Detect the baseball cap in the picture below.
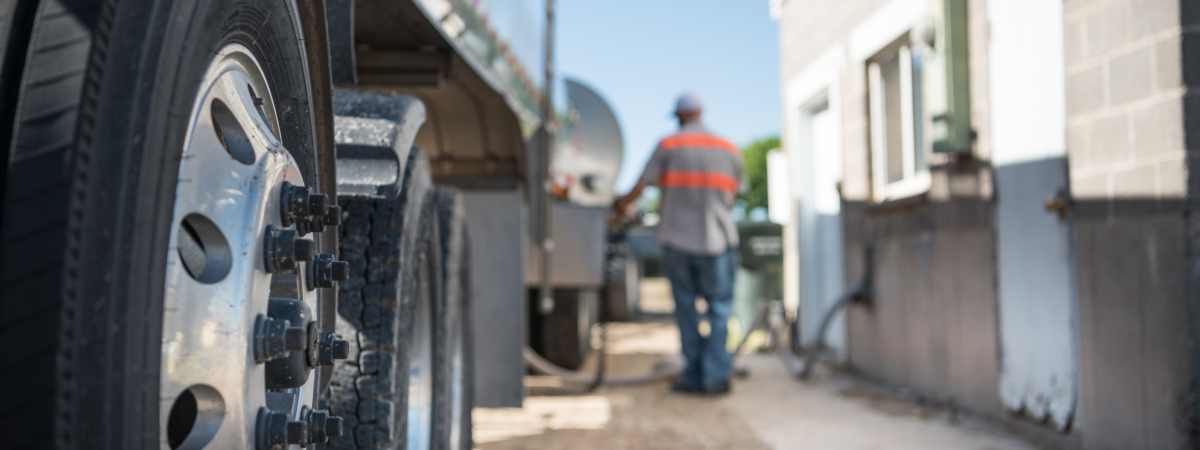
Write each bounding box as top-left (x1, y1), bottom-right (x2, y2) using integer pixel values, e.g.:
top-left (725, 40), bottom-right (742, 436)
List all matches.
top-left (674, 92), bottom-right (703, 114)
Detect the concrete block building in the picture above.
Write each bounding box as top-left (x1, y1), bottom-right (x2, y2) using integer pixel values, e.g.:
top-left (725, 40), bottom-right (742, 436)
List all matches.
top-left (772, 0), bottom-right (1198, 446)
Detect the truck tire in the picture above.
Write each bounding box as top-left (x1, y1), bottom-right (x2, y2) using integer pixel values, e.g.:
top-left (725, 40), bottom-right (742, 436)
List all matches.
top-left (604, 243), bottom-right (642, 322)
top-left (431, 186), bottom-right (474, 450)
top-left (530, 289), bottom-right (598, 370)
top-left (323, 147), bottom-right (440, 450)
top-left (0, 1), bottom-right (331, 449)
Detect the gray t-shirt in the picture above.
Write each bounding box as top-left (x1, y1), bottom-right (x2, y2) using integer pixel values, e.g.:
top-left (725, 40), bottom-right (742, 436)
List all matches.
top-left (639, 122), bottom-right (747, 256)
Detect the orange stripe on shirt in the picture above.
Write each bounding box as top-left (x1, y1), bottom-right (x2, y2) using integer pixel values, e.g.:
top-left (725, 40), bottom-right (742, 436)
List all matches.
top-left (659, 133), bottom-right (740, 154)
top-left (661, 170), bottom-right (739, 193)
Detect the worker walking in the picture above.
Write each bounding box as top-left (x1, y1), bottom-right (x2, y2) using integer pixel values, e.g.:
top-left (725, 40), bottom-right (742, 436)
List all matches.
top-left (613, 92), bottom-right (746, 395)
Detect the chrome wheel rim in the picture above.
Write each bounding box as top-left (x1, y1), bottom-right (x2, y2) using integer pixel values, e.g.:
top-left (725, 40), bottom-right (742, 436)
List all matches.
top-left (448, 318), bottom-right (465, 450)
top-left (408, 251), bottom-right (435, 450)
top-left (159, 43), bottom-right (316, 450)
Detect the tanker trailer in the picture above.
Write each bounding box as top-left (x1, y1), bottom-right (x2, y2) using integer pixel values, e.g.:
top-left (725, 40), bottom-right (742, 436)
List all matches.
top-left (526, 78), bottom-right (641, 370)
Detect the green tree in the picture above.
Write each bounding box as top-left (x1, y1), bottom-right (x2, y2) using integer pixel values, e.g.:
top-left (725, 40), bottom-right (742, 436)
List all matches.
top-left (739, 136), bottom-right (779, 215)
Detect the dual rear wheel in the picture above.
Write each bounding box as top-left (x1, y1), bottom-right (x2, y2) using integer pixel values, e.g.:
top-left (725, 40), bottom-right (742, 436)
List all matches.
top-left (321, 151), bottom-right (474, 450)
top-left (0, 0), bottom-right (471, 449)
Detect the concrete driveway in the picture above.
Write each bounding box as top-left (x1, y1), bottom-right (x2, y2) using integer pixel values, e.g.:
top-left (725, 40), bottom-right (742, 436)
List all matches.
top-left (472, 319), bottom-right (1041, 450)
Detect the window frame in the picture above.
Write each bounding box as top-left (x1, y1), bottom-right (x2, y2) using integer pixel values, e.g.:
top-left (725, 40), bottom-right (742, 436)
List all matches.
top-left (868, 39), bottom-right (931, 203)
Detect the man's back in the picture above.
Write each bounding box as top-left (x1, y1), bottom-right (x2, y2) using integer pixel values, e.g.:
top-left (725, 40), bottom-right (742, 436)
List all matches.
top-left (611, 92), bottom-right (743, 394)
top-left (640, 121), bottom-right (745, 256)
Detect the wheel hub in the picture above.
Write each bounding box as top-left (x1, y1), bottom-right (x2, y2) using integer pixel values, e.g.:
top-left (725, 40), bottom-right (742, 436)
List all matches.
top-left (159, 43), bottom-right (348, 450)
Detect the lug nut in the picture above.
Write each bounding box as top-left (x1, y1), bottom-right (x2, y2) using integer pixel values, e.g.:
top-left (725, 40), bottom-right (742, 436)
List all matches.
top-left (286, 421), bottom-right (309, 445)
top-left (334, 340), bottom-right (350, 359)
top-left (308, 193), bottom-right (328, 216)
top-left (303, 407), bottom-right (344, 444)
top-left (306, 254), bottom-right (348, 290)
top-left (265, 226), bottom-right (315, 272)
top-left (256, 408), bottom-right (308, 450)
top-left (323, 205), bottom-right (342, 227)
top-left (293, 238), bottom-right (315, 262)
top-left (309, 215), bottom-right (326, 233)
top-left (279, 182), bottom-right (312, 227)
top-left (253, 315), bottom-right (307, 363)
top-left (331, 260), bottom-right (349, 281)
top-left (326, 415), bottom-right (344, 438)
top-left (317, 332), bottom-right (351, 366)
top-left (284, 326), bottom-right (307, 352)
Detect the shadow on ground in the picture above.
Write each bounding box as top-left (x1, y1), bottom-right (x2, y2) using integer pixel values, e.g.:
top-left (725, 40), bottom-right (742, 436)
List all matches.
top-left (472, 279), bottom-right (1043, 450)
top-left (474, 352), bottom-right (771, 450)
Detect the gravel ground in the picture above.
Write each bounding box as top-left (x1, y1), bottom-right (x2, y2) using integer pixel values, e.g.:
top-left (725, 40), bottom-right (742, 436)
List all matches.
top-left (472, 279), bottom-right (1043, 450)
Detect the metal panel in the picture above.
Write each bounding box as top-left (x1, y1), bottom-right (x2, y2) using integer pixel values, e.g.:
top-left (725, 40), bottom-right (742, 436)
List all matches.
top-left (794, 103), bottom-right (846, 361)
top-left (350, 0), bottom-right (532, 178)
top-left (988, 0), bottom-right (1075, 430)
top-left (463, 188), bottom-right (527, 407)
top-left (524, 202), bottom-right (607, 287)
top-left (558, 79), bottom-right (624, 207)
top-left (994, 158), bottom-right (1075, 428)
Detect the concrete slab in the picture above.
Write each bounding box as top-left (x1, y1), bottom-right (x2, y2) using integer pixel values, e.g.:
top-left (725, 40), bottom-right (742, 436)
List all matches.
top-left (473, 320), bottom-right (1039, 450)
top-left (720, 355), bottom-right (1035, 450)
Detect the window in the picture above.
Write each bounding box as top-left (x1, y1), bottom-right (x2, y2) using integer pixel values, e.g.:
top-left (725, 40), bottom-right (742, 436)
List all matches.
top-left (868, 40), bottom-right (930, 202)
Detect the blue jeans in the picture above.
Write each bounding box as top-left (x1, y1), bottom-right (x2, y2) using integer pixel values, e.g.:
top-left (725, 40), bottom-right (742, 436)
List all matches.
top-left (662, 246), bottom-right (736, 390)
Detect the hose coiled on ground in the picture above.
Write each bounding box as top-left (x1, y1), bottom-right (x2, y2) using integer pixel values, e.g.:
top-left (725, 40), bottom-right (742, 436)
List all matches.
top-left (525, 237), bottom-right (873, 390)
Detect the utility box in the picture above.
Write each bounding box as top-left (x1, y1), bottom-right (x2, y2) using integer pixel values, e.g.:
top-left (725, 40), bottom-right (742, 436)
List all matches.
top-left (524, 201), bottom-right (607, 288)
top-left (733, 222), bottom-right (784, 330)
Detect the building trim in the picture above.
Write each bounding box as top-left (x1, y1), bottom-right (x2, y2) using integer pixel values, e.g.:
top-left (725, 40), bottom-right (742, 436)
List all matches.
top-left (848, 0), bottom-right (928, 62)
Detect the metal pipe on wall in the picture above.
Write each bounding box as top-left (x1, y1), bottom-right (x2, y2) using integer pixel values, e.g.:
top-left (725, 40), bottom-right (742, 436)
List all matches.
top-left (537, 0), bottom-right (556, 315)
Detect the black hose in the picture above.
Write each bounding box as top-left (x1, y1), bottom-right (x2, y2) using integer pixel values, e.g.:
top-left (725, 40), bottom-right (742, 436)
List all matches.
top-left (779, 278), bottom-right (871, 379)
top-left (528, 239), bottom-right (873, 387)
top-left (776, 245), bottom-right (873, 379)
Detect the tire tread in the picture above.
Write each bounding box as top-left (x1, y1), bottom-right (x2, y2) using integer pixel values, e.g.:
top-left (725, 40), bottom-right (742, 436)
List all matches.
top-left (323, 148), bottom-right (433, 450)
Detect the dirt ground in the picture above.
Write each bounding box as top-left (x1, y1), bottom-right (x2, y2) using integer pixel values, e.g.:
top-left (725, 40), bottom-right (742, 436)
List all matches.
top-left (472, 280), bottom-right (1042, 450)
top-left (473, 349), bottom-right (770, 450)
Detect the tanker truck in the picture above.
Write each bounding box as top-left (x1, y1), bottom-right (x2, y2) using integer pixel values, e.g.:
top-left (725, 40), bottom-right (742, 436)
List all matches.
top-left (0, 0), bottom-right (637, 449)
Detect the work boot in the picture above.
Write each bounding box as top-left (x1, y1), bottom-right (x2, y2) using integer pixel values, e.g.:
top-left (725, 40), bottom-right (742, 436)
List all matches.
top-left (670, 380), bottom-right (703, 394)
top-left (704, 380), bottom-right (731, 396)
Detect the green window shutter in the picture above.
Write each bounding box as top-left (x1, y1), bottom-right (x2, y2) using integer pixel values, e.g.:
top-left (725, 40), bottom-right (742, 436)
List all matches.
top-left (926, 0), bottom-right (972, 154)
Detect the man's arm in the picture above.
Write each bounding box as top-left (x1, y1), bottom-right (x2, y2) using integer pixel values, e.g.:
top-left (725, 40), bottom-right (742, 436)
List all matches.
top-left (609, 179), bottom-right (649, 227)
top-left (609, 143), bottom-right (663, 226)
top-left (615, 180), bottom-right (649, 212)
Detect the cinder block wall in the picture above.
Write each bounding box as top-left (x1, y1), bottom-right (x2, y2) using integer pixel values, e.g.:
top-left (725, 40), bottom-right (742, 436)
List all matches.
top-left (1063, 0), bottom-right (1195, 447)
top-left (778, 0), bottom-right (1003, 417)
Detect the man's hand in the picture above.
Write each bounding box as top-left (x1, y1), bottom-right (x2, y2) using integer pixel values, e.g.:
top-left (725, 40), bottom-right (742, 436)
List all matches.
top-left (608, 199), bottom-right (630, 228)
top-left (609, 180), bottom-right (648, 228)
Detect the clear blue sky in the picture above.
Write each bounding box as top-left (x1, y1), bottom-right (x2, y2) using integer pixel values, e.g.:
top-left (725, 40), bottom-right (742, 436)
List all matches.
top-left (555, 0), bottom-right (781, 193)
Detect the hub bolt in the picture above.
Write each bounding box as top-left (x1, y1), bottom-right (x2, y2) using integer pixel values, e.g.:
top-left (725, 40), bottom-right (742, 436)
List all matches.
top-left (302, 407), bottom-right (345, 444)
top-left (264, 225), bottom-right (315, 273)
top-left (295, 205), bottom-right (338, 237)
top-left (307, 192), bottom-right (328, 216)
top-left (323, 205), bottom-right (342, 227)
top-left (279, 182), bottom-right (311, 227)
top-left (317, 332), bottom-right (351, 366)
top-left (257, 408), bottom-right (309, 450)
top-left (293, 238), bottom-right (315, 262)
top-left (253, 315), bottom-right (307, 363)
top-left (306, 253), bottom-right (349, 290)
